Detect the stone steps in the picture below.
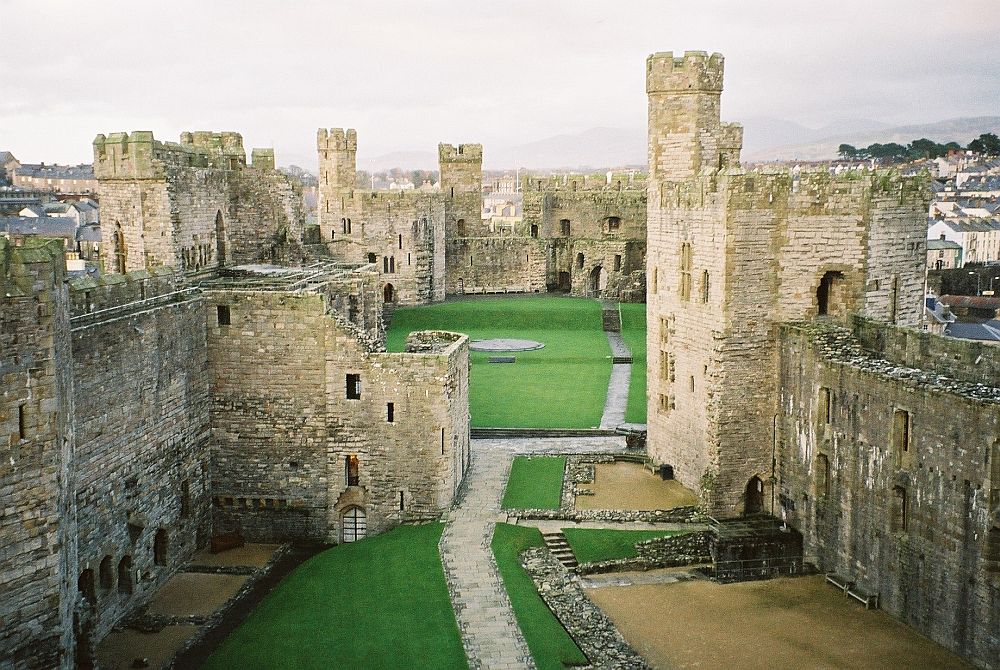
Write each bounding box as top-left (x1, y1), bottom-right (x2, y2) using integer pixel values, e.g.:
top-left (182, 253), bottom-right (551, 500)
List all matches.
top-left (542, 531), bottom-right (579, 568)
top-left (471, 427), bottom-right (619, 439)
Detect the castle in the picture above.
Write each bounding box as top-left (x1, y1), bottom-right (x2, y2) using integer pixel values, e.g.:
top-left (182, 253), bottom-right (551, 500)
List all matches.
top-left (645, 51), bottom-right (999, 667)
top-left (1, 51), bottom-right (998, 670)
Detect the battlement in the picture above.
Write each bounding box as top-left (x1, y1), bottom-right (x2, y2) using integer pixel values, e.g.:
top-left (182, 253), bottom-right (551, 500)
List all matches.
top-left (251, 148), bottom-right (276, 171)
top-left (521, 172), bottom-right (647, 192)
top-left (438, 143), bottom-right (483, 163)
top-left (646, 50), bottom-right (725, 94)
top-left (94, 130), bottom-right (249, 179)
top-left (0, 236), bottom-right (65, 297)
top-left (317, 128), bottom-right (358, 152)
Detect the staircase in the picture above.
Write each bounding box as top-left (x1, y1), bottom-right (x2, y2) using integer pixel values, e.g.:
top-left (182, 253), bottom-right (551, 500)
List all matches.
top-left (542, 531), bottom-right (578, 569)
top-left (601, 301), bottom-right (621, 333)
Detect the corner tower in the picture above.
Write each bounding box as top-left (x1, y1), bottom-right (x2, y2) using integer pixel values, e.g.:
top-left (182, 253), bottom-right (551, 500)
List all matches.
top-left (317, 128), bottom-right (357, 235)
top-left (439, 143), bottom-right (483, 238)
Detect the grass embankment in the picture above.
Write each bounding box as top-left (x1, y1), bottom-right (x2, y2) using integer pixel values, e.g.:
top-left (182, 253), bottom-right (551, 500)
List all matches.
top-left (202, 524), bottom-right (466, 670)
top-left (619, 303), bottom-right (647, 424)
top-left (501, 456), bottom-right (565, 510)
top-left (561, 528), bottom-right (682, 565)
top-left (386, 296), bottom-right (610, 428)
top-left (491, 524), bottom-right (588, 670)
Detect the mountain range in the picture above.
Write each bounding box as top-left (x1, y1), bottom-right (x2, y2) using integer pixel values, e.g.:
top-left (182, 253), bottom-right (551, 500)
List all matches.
top-left (349, 116), bottom-right (1000, 172)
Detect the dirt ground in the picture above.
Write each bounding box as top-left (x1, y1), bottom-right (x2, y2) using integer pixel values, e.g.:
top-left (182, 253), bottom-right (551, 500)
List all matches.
top-left (191, 542), bottom-right (280, 567)
top-left (146, 573), bottom-right (248, 617)
top-left (575, 462), bottom-right (699, 510)
top-left (587, 574), bottom-right (973, 669)
top-left (95, 625), bottom-right (199, 670)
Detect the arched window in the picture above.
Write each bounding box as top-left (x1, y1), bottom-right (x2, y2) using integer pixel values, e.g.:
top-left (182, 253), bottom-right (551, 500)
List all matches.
top-left (456, 219), bottom-right (466, 236)
top-left (99, 556), bottom-right (114, 590)
top-left (154, 529), bottom-right (168, 566)
top-left (679, 242), bottom-right (692, 301)
top-left (114, 223), bottom-right (127, 273)
top-left (576, 253), bottom-right (584, 269)
top-left (78, 569), bottom-right (96, 605)
top-left (345, 454), bottom-right (360, 486)
top-left (215, 211), bottom-right (226, 265)
top-left (701, 270), bottom-right (710, 303)
top-left (117, 556), bottom-right (133, 594)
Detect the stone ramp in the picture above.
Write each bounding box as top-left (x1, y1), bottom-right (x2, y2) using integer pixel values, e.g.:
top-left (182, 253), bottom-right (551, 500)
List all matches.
top-left (439, 436), bottom-right (627, 669)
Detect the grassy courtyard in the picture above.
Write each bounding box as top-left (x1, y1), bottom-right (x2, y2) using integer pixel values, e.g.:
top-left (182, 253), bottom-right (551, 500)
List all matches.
top-left (386, 296), bottom-right (610, 428)
top-left (561, 528), bottom-right (682, 565)
top-left (501, 456), bottom-right (565, 510)
top-left (201, 524), bottom-right (466, 670)
top-left (491, 524), bottom-right (588, 670)
top-left (619, 303), bottom-right (647, 424)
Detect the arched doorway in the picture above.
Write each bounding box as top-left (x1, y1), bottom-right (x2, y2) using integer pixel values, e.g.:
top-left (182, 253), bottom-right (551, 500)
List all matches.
top-left (383, 283), bottom-right (395, 303)
top-left (589, 266), bottom-right (607, 296)
top-left (215, 211), bottom-right (227, 266)
top-left (342, 506), bottom-right (367, 543)
top-left (816, 271), bottom-right (845, 317)
top-left (744, 476), bottom-right (764, 515)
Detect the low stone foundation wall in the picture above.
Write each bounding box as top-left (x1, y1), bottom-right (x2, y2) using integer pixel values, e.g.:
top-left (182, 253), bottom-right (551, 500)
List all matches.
top-left (520, 547), bottom-right (650, 670)
top-left (576, 530), bottom-right (711, 575)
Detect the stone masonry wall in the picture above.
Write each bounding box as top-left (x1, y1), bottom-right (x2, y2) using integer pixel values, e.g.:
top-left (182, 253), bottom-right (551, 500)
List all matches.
top-left (70, 294), bottom-right (211, 646)
top-left (205, 286), bottom-right (469, 544)
top-left (445, 237), bottom-right (547, 294)
top-left (0, 239), bottom-right (76, 669)
top-left (777, 322), bottom-right (1000, 669)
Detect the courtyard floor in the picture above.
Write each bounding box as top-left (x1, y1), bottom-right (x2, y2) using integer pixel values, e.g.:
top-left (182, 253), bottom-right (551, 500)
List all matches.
top-left (575, 461), bottom-right (698, 511)
top-left (586, 574), bottom-right (973, 669)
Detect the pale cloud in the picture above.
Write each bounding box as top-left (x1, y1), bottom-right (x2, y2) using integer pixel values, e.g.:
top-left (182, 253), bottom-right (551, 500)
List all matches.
top-left (2, 0), bottom-right (998, 166)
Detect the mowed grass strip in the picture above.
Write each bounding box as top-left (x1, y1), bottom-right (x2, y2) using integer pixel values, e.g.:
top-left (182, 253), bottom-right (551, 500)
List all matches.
top-left (201, 524), bottom-right (466, 670)
top-left (385, 296), bottom-right (610, 428)
top-left (561, 528), bottom-right (683, 565)
top-left (619, 303), bottom-right (647, 424)
top-left (491, 524), bottom-right (588, 670)
top-left (502, 456), bottom-right (565, 510)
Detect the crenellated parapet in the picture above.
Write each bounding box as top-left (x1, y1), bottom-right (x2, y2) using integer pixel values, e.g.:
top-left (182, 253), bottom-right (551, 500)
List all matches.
top-left (93, 130), bottom-right (248, 179)
top-left (317, 128), bottom-right (358, 153)
top-left (521, 172), bottom-right (647, 193)
top-left (646, 50), bottom-right (725, 94)
top-left (438, 143), bottom-right (483, 163)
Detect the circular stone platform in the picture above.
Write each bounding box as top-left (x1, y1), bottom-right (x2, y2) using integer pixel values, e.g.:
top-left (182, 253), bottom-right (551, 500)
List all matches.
top-left (469, 338), bottom-right (545, 352)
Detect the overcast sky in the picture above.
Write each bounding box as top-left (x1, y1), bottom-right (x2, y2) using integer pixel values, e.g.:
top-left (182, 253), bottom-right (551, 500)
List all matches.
top-left (3, 0), bottom-right (999, 168)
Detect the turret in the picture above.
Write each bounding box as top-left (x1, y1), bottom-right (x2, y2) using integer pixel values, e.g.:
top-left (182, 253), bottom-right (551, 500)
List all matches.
top-left (646, 51), bottom-right (741, 181)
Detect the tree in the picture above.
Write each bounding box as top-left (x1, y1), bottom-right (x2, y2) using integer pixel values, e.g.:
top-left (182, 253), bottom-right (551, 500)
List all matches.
top-left (838, 144), bottom-right (859, 160)
top-left (969, 133), bottom-right (1000, 156)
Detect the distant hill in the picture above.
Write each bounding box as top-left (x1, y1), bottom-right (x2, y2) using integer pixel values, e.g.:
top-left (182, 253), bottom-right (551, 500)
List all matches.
top-left (350, 117), bottom-right (1000, 171)
top-left (743, 116), bottom-right (1000, 161)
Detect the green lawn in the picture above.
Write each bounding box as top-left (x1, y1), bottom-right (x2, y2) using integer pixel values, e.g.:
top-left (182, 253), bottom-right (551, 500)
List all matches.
top-left (501, 456), bottom-right (565, 510)
top-left (491, 524), bottom-right (588, 670)
top-left (619, 303), bottom-right (647, 424)
top-left (386, 296), bottom-right (610, 428)
top-left (561, 528), bottom-right (682, 565)
top-left (202, 524), bottom-right (466, 670)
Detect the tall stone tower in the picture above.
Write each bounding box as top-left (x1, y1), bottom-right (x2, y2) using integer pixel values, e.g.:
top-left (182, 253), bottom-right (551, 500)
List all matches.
top-left (645, 51), bottom-right (928, 518)
top-left (317, 128), bottom-right (358, 238)
top-left (438, 143), bottom-right (483, 238)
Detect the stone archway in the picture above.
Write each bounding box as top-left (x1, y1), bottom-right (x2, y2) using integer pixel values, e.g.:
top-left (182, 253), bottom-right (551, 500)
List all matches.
top-left (744, 476), bottom-right (764, 515)
top-left (383, 283), bottom-right (395, 303)
top-left (590, 265), bottom-right (607, 297)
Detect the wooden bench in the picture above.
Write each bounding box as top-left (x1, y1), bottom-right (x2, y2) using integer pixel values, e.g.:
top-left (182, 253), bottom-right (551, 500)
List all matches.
top-left (847, 585), bottom-right (880, 610)
top-left (210, 531), bottom-right (245, 554)
top-left (825, 572), bottom-right (853, 593)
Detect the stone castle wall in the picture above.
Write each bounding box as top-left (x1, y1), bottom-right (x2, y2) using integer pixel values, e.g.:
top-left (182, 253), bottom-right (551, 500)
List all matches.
top-left (645, 51), bottom-right (931, 516)
top-left (95, 131), bottom-right (302, 274)
top-left (777, 322), bottom-right (1000, 669)
top-left (69, 290), bottom-right (211, 645)
top-left (0, 239), bottom-right (76, 669)
top-left (204, 282), bottom-right (468, 544)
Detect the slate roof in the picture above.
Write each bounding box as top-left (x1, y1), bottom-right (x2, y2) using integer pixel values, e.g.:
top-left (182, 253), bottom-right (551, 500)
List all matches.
top-left (15, 163), bottom-right (94, 179)
top-left (0, 216), bottom-right (78, 238)
top-left (926, 239), bottom-right (962, 251)
top-left (945, 320), bottom-right (1000, 342)
top-left (76, 225), bottom-right (102, 242)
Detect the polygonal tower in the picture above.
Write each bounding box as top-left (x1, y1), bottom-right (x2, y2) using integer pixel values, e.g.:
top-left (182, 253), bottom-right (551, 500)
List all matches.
top-left (438, 143), bottom-right (483, 238)
top-left (317, 128), bottom-right (357, 235)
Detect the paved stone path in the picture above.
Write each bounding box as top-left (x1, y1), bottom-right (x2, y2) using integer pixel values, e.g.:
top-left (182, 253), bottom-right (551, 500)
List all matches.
top-left (439, 436), bottom-right (627, 670)
top-left (600, 331), bottom-right (631, 429)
